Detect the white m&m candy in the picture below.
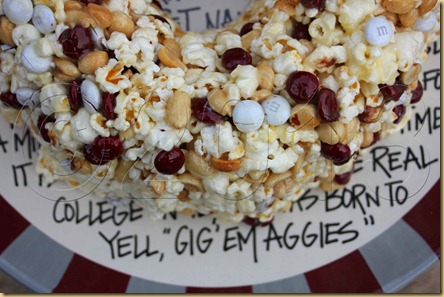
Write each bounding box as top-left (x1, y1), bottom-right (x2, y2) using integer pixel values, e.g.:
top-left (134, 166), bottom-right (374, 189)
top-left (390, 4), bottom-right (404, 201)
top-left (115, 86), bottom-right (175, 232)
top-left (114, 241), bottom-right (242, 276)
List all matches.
top-left (81, 80), bottom-right (102, 114)
top-left (261, 95), bottom-right (291, 126)
top-left (413, 13), bottom-right (438, 32)
top-left (15, 88), bottom-right (40, 107)
top-left (3, 0), bottom-right (34, 25)
top-left (365, 17), bottom-right (394, 47)
top-left (32, 5), bottom-right (56, 34)
top-left (233, 100), bottom-right (265, 133)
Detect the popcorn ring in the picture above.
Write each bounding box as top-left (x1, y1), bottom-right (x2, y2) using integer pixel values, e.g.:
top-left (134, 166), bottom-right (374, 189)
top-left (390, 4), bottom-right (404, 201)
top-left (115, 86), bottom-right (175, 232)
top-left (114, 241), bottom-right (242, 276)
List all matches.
top-left (0, 0), bottom-right (440, 224)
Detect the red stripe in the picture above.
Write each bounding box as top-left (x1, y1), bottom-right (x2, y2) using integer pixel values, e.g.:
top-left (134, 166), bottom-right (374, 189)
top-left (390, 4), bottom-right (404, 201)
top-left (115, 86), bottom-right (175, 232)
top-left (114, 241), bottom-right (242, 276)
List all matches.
top-left (53, 254), bottom-right (130, 293)
top-left (186, 286), bottom-right (253, 293)
top-left (403, 180), bottom-right (440, 256)
top-left (0, 195), bottom-right (30, 254)
top-left (305, 250), bottom-right (382, 293)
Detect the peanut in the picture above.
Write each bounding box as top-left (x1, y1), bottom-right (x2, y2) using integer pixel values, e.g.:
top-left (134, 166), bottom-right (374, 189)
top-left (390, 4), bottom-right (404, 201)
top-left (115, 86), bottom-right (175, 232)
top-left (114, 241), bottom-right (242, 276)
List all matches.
top-left (241, 29), bottom-right (260, 52)
top-left (114, 160), bottom-right (135, 183)
top-left (78, 51), bottom-right (109, 75)
top-left (166, 90), bottom-right (191, 129)
top-left (207, 89), bottom-right (232, 116)
top-left (251, 89), bottom-right (273, 102)
top-left (54, 57), bottom-right (81, 80)
top-left (158, 45), bottom-right (187, 70)
top-left (185, 151), bottom-right (215, 177)
top-left (382, 12), bottom-right (399, 24)
top-left (72, 157), bottom-right (93, 175)
top-left (382, 0), bottom-right (417, 14)
top-left (317, 122), bottom-right (346, 145)
top-left (264, 171), bottom-right (292, 189)
top-left (401, 63), bottom-right (422, 85)
top-left (65, 10), bottom-right (97, 28)
top-left (320, 181), bottom-right (343, 192)
top-left (257, 62), bottom-right (275, 90)
top-left (149, 179), bottom-right (166, 195)
top-left (0, 17), bottom-right (15, 46)
top-left (64, 1), bottom-right (83, 11)
top-left (108, 11), bottom-right (135, 39)
top-left (163, 38), bottom-right (182, 58)
top-left (341, 117), bottom-right (359, 144)
top-left (289, 104), bottom-right (321, 130)
top-left (85, 3), bottom-right (113, 29)
top-left (177, 173), bottom-right (204, 192)
top-left (360, 105), bottom-right (383, 123)
top-left (399, 8), bottom-right (420, 28)
top-left (419, 0), bottom-right (438, 16)
top-left (211, 157), bottom-right (242, 172)
top-left (274, 0), bottom-right (296, 16)
top-left (361, 131), bottom-right (375, 148)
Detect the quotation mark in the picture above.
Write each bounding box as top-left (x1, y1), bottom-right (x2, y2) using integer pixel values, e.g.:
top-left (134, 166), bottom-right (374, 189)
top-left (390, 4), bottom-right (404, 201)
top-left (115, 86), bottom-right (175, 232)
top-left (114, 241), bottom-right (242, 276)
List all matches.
top-left (364, 215), bottom-right (375, 226)
top-left (163, 228), bottom-right (171, 234)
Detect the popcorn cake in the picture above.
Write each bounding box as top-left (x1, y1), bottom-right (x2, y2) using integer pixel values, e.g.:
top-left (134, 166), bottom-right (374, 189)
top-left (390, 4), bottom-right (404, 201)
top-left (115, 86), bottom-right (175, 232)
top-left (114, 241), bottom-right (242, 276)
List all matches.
top-left (0, 0), bottom-right (440, 223)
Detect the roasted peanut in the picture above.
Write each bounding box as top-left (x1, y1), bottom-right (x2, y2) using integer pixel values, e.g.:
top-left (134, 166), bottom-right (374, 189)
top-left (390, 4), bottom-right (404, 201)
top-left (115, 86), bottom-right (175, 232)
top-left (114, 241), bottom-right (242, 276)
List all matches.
top-left (382, 0), bottom-right (417, 14)
top-left (149, 179), bottom-right (166, 195)
top-left (361, 131), bottom-right (375, 148)
top-left (0, 17), bottom-right (15, 46)
top-left (317, 122), bottom-right (346, 145)
top-left (85, 3), bottom-right (113, 29)
top-left (108, 11), bottom-right (135, 39)
top-left (78, 51), bottom-right (109, 75)
top-left (166, 90), bottom-right (191, 129)
top-left (158, 45), bottom-right (187, 70)
top-left (382, 12), bottom-right (399, 24)
top-left (177, 173), bottom-right (204, 192)
top-left (359, 105), bottom-right (383, 123)
top-left (419, 0), bottom-right (438, 16)
top-left (289, 104), bottom-right (321, 130)
top-left (185, 151), bottom-right (214, 177)
top-left (399, 8), bottom-right (420, 28)
top-left (274, 0), bottom-right (296, 16)
top-left (211, 157), bottom-right (242, 172)
top-left (257, 62), bottom-right (275, 90)
top-left (64, 1), bottom-right (83, 11)
top-left (207, 89), bottom-right (232, 116)
top-left (264, 171), bottom-right (292, 189)
top-left (320, 181), bottom-right (343, 192)
top-left (251, 89), bottom-right (273, 102)
top-left (342, 117), bottom-right (359, 144)
top-left (163, 38), bottom-right (182, 58)
top-left (54, 57), bottom-right (81, 80)
top-left (65, 10), bottom-right (97, 28)
top-left (241, 29), bottom-right (260, 52)
top-left (72, 157), bottom-right (93, 175)
top-left (114, 160), bottom-right (136, 182)
top-left (401, 63), bottom-right (422, 85)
